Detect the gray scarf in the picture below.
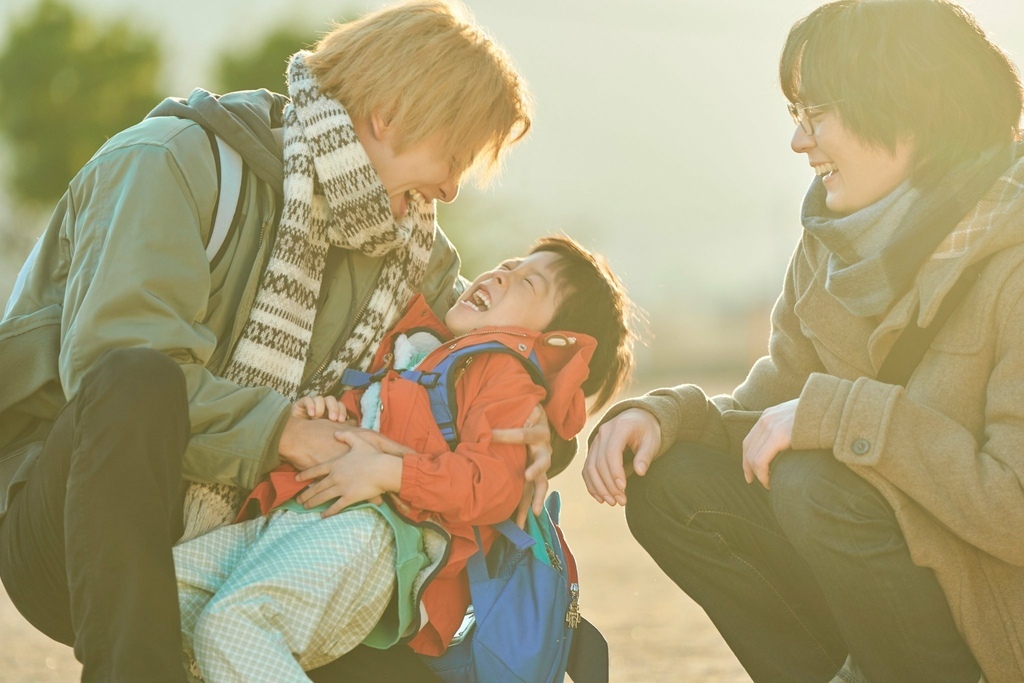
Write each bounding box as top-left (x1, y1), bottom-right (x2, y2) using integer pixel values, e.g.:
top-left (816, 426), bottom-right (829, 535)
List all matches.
top-left (801, 145), bottom-right (1013, 317)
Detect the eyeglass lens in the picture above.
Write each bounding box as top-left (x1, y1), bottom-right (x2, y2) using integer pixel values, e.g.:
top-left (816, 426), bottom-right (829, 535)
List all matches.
top-left (787, 103), bottom-right (814, 135)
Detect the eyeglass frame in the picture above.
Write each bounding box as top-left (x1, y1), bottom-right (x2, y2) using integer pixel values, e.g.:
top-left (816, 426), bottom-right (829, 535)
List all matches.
top-left (787, 99), bottom-right (845, 136)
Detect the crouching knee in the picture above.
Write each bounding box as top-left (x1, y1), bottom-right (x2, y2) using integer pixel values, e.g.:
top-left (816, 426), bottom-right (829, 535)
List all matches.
top-left (83, 348), bottom-right (186, 407)
top-left (769, 450), bottom-right (898, 550)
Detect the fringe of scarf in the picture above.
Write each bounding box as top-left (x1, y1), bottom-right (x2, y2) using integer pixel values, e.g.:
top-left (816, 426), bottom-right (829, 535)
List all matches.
top-left (179, 52), bottom-right (435, 542)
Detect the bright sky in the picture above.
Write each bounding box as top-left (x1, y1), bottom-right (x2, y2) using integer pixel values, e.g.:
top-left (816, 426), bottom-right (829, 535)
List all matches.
top-left (1, 0), bottom-right (1022, 367)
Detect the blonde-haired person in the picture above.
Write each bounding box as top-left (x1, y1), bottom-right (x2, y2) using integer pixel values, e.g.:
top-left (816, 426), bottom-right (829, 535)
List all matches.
top-left (587, 0), bottom-right (1024, 682)
top-left (0, 2), bottom-right (539, 682)
top-left (307, 0), bottom-right (530, 185)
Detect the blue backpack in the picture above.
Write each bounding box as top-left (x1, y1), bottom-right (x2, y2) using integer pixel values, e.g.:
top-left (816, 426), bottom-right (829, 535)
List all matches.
top-left (423, 491), bottom-right (606, 683)
top-left (342, 340), bottom-right (609, 683)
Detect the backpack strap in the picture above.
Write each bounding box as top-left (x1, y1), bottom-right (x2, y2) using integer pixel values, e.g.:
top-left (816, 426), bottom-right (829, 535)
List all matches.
top-left (339, 366), bottom-right (389, 389)
top-left (202, 131), bottom-right (246, 267)
top-left (876, 255), bottom-right (992, 387)
top-left (4, 234), bottom-right (44, 319)
top-left (566, 618), bottom-right (609, 683)
top-left (400, 341), bottom-right (547, 449)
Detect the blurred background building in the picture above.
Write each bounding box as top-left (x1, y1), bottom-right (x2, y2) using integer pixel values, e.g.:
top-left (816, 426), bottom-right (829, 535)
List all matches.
top-left (0, 0), bottom-right (1021, 386)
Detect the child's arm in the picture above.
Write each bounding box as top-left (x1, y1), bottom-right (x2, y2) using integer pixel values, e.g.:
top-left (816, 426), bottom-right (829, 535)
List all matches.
top-left (400, 354), bottom-right (544, 526)
top-left (295, 355), bottom-right (545, 525)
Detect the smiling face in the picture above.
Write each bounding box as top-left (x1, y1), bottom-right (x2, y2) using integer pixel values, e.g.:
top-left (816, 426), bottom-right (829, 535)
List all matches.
top-left (445, 251), bottom-right (566, 337)
top-left (791, 105), bottom-right (915, 216)
top-left (355, 113), bottom-right (461, 219)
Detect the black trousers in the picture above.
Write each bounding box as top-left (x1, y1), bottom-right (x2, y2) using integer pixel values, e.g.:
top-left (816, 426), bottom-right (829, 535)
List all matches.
top-left (0, 348), bottom-right (191, 682)
top-left (625, 442), bottom-right (980, 683)
top-left (0, 348), bottom-right (439, 682)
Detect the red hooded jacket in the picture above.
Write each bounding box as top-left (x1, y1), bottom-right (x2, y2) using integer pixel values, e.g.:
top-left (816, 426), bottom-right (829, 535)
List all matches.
top-left (240, 294), bottom-right (594, 655)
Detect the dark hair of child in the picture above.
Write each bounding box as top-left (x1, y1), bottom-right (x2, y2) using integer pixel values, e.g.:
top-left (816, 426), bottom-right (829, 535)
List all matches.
top-left (529, 234), bottom-right (638, 412)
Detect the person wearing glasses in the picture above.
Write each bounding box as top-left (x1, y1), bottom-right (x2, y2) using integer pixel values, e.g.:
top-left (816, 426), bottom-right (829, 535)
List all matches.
top-left (584, 1), bottom-right (1024, 682)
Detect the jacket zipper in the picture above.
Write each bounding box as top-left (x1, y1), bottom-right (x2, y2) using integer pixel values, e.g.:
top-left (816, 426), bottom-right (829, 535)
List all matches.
top-left (300, 257), bottom-right (383, 394)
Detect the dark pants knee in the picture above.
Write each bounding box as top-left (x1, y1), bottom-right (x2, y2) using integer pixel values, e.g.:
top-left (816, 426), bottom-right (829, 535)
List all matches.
top-left (625, 442), bottom-right (717, 551)
top-left (768, 450), bottom-right (899, 560)
top-left (624, 443), bottom-right (848, 681)
top-left (0, 347), bottom-right (191, 681)
top-left (626, 441), bottom-right (772, 551)
top-left (80, 347), bottom-right (190, 439)
top-left (767, 451), bottom-right (980, 682)
top-left (76, 347), bottom-right (189, 488)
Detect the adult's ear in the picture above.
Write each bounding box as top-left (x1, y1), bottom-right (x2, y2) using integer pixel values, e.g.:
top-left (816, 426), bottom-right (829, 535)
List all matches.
top-left (370, 110), bottom-right (396, 143)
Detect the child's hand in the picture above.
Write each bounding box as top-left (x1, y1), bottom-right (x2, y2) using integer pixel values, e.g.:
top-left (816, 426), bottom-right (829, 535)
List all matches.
top-left (291, 395), bottom-right (347, 422)
top-left (295, 431), bottom-right (404, 518)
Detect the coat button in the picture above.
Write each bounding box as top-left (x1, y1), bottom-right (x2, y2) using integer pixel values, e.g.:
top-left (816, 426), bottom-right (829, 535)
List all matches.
top-left (518, 343), bottom-right (528, 352)
top-left (851, 439), bottom-right (871, 455)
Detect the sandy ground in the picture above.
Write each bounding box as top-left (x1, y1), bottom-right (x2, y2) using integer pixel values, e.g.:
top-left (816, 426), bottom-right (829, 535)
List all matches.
top-left (0, 379), bottom-right (753, 682)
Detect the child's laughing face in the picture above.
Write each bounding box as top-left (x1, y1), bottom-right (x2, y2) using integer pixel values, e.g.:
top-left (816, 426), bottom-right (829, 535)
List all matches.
top-left (445, 251), bottom-right (564, 336)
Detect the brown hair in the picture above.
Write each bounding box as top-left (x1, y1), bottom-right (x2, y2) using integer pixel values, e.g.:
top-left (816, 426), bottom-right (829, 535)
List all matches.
top-left (780, 0), bottom-right (1022, 183)
top-left (307, 0), bottom-right (532, 183)
top-left (529, 235), bottom-right (637, 412)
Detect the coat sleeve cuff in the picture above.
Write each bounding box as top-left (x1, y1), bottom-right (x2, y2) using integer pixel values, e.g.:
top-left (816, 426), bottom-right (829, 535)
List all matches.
top-left (832, 377), bottom-right (902, 467)
top-left (793, 373), bottom-right (902, 467)
top-left (791, 373), bottom-right (851, 451)
top-left (590, 386), bottom-right (711, 458)
top-left (399, 452), bottom-right (426, 503)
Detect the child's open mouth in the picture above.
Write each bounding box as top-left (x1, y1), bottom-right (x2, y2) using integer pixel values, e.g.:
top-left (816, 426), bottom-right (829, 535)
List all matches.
top-left (462, 288), bottom-right (491, 312)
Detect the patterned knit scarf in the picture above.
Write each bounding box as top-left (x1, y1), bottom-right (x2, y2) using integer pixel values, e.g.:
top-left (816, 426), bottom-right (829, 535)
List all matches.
top-left (179, 52), bottom-right (436, 542)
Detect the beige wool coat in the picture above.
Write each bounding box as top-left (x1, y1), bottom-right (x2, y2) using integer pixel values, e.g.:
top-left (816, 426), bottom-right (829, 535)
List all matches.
top-left (607, 156), bottom-right (1024, 682)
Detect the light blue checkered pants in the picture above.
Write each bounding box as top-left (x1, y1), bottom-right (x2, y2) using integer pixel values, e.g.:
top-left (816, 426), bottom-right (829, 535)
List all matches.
top-left (173, 507), bottom-right (396, 683)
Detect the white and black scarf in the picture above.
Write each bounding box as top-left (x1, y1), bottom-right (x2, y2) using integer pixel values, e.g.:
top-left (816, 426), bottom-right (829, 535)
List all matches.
top-left (180, 52), bottom-right (435, 542)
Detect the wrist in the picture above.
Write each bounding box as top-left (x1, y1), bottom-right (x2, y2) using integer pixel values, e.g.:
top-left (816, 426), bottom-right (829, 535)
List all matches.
top-left (374, 451), bottom-right (404, 493)
top-left (278, 415), bottom-right (310, 468)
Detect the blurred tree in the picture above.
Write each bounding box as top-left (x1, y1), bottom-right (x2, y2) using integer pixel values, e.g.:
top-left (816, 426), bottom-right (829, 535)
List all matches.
top-left (214, 11), bottom-right (375, 97)
top-left (0, 0), bottom-right (161, 206)
top-left (215, 26), bottom-right (316, 95)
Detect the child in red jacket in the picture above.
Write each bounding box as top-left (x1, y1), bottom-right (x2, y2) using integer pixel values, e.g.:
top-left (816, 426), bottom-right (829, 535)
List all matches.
top-left (173, 235), bottom-right (636, 682)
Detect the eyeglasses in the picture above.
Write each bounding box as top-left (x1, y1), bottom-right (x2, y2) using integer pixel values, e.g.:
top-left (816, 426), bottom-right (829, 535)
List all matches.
top-left (787, 99), bottom-right (844, 136)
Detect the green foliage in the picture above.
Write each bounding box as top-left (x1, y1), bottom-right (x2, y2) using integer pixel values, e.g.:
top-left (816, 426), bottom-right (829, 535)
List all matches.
top-left (0, 0), bottom-right (161, 206)
top-left (213, 10), bottom-right (361, 95)
top-left (215, 25), bottom-right (327, 96)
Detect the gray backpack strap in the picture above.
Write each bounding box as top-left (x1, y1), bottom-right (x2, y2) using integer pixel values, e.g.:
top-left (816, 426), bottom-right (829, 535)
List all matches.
top-left (207, 134), bottom-right (244, 263)
top-left (4, 236), bottom-right (43, 319)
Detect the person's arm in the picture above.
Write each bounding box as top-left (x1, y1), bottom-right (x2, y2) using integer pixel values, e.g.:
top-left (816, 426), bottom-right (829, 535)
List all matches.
top-left (398, 354), bottom-right (547, 526)
top-left (584, 237), bottom-right (827, 502)
top-left (59, 123), bottom-right (306, 490)
top-left (296, 354), bottom-right (545, 525)
top-left (790, 264), bottom-right (1024, 566)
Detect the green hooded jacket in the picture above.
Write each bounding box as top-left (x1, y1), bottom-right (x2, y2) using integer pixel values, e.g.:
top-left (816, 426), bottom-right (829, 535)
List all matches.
top-left (0, 89), bottom-right (464, 519)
